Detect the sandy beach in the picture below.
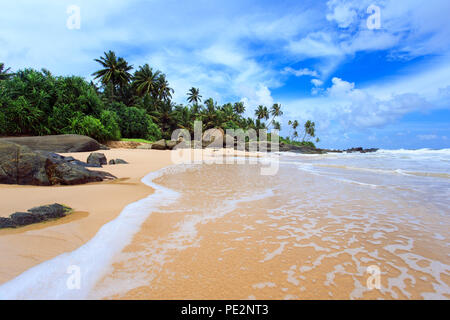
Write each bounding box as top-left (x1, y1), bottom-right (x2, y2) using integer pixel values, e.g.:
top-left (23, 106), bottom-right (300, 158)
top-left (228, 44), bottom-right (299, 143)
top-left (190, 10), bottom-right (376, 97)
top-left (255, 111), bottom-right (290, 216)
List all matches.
top-left (0, 149), bottom-right (175, 284)
top-left (0, 148), bottom-right (449, 299)
top-left (0, 148), bottom-right (259, 286)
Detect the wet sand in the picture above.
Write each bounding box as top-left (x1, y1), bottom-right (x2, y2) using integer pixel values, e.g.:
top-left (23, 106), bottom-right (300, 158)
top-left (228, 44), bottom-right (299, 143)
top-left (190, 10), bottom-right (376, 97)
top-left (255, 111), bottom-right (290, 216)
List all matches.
top-left (0, 149), bottom-right (174, 284)
top-left (1, 149), bottom-right (448, 299)
top-left (0, 148), bottom-right (258, 286)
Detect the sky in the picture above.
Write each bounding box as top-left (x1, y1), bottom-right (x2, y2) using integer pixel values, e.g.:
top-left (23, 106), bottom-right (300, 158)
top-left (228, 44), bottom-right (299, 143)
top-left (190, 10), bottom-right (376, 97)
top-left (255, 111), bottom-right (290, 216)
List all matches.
top-left (1, 0), bottom-right (449, 149)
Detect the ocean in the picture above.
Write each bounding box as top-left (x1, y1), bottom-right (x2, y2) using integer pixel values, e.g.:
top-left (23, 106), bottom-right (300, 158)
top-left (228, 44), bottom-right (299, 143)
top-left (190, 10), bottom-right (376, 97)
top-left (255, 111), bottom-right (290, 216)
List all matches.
top-left (1, 149), bottom-right (449, 299)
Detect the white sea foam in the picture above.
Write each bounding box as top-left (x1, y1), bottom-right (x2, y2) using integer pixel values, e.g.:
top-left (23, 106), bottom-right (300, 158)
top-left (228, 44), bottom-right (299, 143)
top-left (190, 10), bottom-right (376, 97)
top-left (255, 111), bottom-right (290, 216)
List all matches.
top-left (0, 164), bottom-right (197, 300)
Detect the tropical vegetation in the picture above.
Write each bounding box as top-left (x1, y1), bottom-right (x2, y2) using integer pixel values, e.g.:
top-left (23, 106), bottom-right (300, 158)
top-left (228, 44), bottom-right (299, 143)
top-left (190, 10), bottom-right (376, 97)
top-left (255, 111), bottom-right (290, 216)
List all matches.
top-left (0, 51), bottom-right (318, 146)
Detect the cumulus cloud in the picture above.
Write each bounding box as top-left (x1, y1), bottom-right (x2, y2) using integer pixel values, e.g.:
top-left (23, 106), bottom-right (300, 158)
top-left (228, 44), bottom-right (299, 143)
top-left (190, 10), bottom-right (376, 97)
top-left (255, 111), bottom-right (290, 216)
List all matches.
top-left (326, 0), bottom-right (360, 28)
top-left (282, 67), bottom-right (318, 78)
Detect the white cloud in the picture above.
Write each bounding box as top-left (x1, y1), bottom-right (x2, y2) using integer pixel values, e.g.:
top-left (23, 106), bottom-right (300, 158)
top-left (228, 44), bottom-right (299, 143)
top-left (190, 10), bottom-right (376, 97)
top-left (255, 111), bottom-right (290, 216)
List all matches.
top-left (417, 134), bottom-right (438, 140)
top-left (311, 79), bottom-right (323, 87)
top-left (326, 0), bottom-right (360, 28)
top-left (282, 67), bottom-right (319, 78)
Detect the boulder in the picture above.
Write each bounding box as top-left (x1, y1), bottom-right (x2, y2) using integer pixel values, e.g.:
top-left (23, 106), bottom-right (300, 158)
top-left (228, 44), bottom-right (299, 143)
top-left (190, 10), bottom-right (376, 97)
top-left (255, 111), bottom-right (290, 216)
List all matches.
top-left (0, 141), bottom-right (116, 186)
top-left (166, 140), bottom-right (180, 150)
top-left (151, 139), bottom-right (167, 150)
top-left (109, 159), bottom-right (128, 165)
top-left (0, 134), bottom-right (108, 153)
top-left (0, 204), bottom-right (72, 229)
top-left (87, 153), bottom-right (107, 167)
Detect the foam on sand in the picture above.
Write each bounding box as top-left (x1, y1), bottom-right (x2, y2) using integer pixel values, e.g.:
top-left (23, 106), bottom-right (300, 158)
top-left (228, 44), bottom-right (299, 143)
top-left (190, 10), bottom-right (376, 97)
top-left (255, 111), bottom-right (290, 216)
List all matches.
top-left (0, 164), bottom-right (192, 300)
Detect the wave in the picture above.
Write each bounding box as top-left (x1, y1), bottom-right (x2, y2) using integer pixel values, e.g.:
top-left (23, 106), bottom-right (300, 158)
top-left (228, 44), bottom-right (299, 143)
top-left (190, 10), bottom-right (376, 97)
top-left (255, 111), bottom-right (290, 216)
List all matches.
top-left (0, 163), bottom-right (197, 300)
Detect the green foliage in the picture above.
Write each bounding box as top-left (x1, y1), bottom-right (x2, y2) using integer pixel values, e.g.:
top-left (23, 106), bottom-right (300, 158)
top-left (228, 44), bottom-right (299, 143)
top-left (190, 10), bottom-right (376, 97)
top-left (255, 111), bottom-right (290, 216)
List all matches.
top-left (109, 102), bottom-right (161, 140)
top-left (1, 52), bottom-right (322, 148)
top-left (99, 110), bottom-right (121, 141)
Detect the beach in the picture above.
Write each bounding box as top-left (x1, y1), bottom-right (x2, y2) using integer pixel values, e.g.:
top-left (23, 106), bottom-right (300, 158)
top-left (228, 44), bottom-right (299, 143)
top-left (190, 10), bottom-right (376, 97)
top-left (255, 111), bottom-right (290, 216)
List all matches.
top-left (0, 149), bottom-right (449, 299)
top-left (0, 149), bottom-right (174, 284)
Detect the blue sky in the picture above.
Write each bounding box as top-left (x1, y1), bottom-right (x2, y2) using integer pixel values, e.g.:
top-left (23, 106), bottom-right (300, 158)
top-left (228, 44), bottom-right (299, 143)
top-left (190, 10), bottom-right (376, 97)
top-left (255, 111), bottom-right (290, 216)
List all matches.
top-left (1, 0), bottom-right (449, 149)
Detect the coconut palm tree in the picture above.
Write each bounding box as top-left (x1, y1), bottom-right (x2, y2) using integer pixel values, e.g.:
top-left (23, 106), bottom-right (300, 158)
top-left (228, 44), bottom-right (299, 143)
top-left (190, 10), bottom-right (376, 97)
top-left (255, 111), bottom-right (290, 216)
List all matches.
top-left (132, 64), bottom-right (162, 97)
top-left (273, 121), bottom-right (281, 131)
top-left (92, 51), bottom-right (133, 96)
top-left (0, 63), bottom-right (13, 80)
top-left (156, 74), bottom-right (174, 102)
top-left (268, 103), bottom-right (283, 128)
top-left (187, 87), bottom-right (202, 105)
top-left (233, 102), bottom-right (245, 115)
top-left (255, 105), bottom-right (269, 121)
top-left (302, 120), bottom-right (316, 142)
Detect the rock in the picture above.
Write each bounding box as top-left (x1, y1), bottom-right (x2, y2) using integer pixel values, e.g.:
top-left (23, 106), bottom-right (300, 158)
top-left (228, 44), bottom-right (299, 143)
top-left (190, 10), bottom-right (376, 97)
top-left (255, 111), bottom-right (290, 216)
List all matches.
top-left (0, 141), bottom-right (116, 186)
top-left (0, 217), bottom-right (17, 229)
top-left (0, 204), bottom-right (72, 229)
top-left (202, 128), bottom-right (224, 148)
top-left (0, 134), bottom-right (108, 153)
top-left (28, 203), bottom-right (71, 219)
top-left (106, 140), bottom-right (143, 149)
top-left (136, 144), bottom-right (153, 150)
top-left (151, 139), bottom-right (167, 150)
top-left (87, 153), bottom-right (107, 167)
top-left (166, 140), bottom-right (180, 150)
top-left (109, 159), bottom-right (128, 165)
top-left (10, 212), bottom-right (44, 226)
top-left (345, 147), bottom-right (379, 153)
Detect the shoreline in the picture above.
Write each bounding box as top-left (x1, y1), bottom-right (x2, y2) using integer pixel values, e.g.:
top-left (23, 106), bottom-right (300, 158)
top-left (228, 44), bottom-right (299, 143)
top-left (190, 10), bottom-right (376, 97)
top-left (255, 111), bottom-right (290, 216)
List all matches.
top-left (0, 149), bottom-right (174, 285)
top-left (0, 148), bottom-right (259, 286)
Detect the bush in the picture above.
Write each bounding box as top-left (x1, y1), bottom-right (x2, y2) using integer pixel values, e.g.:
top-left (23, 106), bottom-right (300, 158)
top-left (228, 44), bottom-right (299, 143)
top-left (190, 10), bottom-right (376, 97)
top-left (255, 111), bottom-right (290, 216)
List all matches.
top-left (99, 110), bottom-right (121, 141)
top-left (0, 111), bottom-right (6, 135)
top-left (109, 102), bottom-right (161, 140)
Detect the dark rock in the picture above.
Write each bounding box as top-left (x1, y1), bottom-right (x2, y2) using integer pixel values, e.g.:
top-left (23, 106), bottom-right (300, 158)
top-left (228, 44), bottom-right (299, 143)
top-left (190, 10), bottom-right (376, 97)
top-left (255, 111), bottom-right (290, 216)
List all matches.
top-left (0, 141), bottom-right (116, 186)
top-left (0, 217), bottom-right (17, 229)
top-left (345, 147), bottom-right (379, 153)
top-left (109, 159), bottom-right (128, 165)
top-left (10, 212), bottom-right (44, 226)
top-left (28, 203), bottom-right (72, 219)
top-left (151, 139), bottom-right (167, 150)
top-left (0, 134), bottom-right (108, 153)
top-left (0, 204), bottom-right (72, 229)
top-left (87, 153), bottom-right (107, 167)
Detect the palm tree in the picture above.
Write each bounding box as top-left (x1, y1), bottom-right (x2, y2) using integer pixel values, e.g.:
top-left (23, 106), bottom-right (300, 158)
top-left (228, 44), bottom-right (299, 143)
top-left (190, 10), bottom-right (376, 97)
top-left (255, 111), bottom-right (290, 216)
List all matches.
top-left (156, 74), bottom-right (174, 102)
top-left (255, 105), bottom-right (269, 121)
top-left (273, 121), bottom-right (281, 131)
top-left (288, 120), bottom-right (299, 141)
top-left (0, 63), bottom-right (13, 80)
top-left (92, 51), bottom-right (133, 96)
top-left (132, 64), bottom-right (162, 97)
top-left (268, 103), bottom-right (283, 128)
top-left (233, 102), bottom-right (245, 115)
top-left (302, 120), bottom-right (316, 142)
top-left (187, 87), bottom-right (202, 105)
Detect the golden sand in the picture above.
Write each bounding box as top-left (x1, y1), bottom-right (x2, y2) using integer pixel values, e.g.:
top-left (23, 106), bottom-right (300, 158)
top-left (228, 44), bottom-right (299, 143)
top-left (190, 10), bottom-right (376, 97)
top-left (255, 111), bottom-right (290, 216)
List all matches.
top-left (0, 149), bottom-right (174, 284)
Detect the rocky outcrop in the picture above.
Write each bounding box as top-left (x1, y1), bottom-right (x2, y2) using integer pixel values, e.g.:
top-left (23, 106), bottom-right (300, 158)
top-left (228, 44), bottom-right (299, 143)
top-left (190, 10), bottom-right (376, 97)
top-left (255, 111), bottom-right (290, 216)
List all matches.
top-left (151, 139), bottom-right (167, 150)
top-left (0, 141), bottom-right (116, 186)
top-left (109, 159), bottom-right (128, 165)
top-left (0, 204), bottom-right (72, 229)
top-left (0, 134), bottom-right (108, 153)
top-left (87, 153), bottom-right (107, 167)
top-left (344, 147), bottom-right (379, 153)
